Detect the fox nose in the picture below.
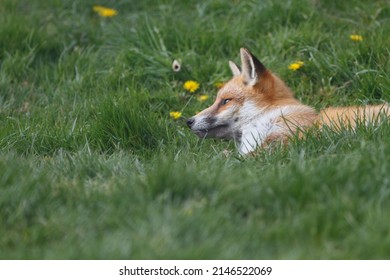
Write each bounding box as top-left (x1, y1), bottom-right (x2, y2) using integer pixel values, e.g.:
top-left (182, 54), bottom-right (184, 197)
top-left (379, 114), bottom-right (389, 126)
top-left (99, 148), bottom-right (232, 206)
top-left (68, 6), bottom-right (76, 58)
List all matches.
top-left (186, 118), bottom-right (195, 128)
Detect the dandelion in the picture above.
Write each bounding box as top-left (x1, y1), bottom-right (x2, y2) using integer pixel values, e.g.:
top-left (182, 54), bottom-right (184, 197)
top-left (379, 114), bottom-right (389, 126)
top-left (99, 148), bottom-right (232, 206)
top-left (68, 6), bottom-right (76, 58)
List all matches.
top-left (288, 61), bottom-right (304, 71)
top-left (93, 5), bottom-right (118, 17)
top-left (197, 95), bottom-right (209, 102)
top-left (172, 59), bottom-right (181, 72)
top-left (183, 80), bottom-right (200, 93)
top-left (214, 81), bottom-right (224, 89)
top-left (350, 34), bottom-right (363, 42)
top-left (169, 111), bottom-right (182, 120)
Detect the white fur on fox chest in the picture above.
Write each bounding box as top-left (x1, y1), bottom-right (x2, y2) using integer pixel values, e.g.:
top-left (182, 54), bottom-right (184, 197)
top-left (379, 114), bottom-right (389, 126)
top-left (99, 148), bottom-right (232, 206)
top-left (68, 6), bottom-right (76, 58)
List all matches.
top-left (237, 103), bottom-right (301, 155)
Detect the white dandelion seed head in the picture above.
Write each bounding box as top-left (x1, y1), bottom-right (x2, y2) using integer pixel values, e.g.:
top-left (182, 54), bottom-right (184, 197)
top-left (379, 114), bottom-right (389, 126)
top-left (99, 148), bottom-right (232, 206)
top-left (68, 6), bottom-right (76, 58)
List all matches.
top-left (172, 59), bottom-right (181, 72)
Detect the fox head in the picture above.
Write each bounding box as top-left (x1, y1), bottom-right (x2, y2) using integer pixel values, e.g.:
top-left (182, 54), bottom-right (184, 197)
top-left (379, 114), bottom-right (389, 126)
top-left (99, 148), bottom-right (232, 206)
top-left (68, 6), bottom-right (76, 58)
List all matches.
top-left (187, 48), bottom-right (296, 141)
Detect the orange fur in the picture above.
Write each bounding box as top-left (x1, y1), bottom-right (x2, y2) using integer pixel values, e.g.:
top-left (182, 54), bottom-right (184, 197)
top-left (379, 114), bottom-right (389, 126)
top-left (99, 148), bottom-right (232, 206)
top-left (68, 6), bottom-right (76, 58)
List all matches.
top-left (318, 105), bottom-right (390, 129)
top-left (187, 48), bottom-right (390, 154)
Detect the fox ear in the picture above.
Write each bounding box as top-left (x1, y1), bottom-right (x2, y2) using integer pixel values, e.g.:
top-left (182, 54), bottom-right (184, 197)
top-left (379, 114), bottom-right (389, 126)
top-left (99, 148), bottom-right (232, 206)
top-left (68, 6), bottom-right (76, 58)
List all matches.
top-left (229, 61), bottom-right (241, 76)
top-left (240, 48), bottom-right (266, 86)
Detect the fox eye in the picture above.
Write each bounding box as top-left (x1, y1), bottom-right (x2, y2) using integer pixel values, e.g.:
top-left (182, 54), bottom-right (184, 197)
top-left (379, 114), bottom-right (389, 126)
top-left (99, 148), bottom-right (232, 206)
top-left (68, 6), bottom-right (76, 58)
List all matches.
top-left (221, 99), bottom-right (232, 105)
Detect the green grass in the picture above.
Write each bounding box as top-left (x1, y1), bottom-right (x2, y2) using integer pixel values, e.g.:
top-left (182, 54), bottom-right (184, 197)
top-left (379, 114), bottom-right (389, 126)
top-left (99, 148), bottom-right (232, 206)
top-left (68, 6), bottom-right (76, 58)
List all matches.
top-left (1, 0), bottom-right (390, 259)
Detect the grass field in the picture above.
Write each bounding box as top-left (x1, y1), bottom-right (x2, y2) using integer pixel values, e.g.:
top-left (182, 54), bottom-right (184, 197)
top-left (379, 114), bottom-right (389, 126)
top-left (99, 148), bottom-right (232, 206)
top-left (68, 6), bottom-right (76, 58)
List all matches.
top-left (1, 0), bottom-right (390, 259)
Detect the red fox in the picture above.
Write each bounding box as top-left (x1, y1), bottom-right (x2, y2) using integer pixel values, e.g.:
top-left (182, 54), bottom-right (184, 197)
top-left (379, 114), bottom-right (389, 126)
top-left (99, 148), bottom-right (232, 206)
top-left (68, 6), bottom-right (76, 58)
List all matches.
top-left (187, 48), bottom-right (389, 155)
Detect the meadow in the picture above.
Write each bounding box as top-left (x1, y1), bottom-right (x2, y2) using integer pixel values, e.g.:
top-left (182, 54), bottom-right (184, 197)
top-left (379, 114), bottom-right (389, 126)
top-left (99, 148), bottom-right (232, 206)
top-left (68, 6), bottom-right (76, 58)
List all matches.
top-left (0, 0), bottom-right (389, 259)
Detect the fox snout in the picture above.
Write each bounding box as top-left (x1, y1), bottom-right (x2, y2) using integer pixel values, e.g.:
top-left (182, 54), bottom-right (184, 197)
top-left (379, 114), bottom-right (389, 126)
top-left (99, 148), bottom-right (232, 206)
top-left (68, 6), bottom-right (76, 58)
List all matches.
top-left (186, 113), bottom-right (239, 140)
top-left (186, 117), bottom-right (195, 128)
top-left (186, 115), bottom-right (213, 138)
top-left (187, 116), bottom-right (209, 138)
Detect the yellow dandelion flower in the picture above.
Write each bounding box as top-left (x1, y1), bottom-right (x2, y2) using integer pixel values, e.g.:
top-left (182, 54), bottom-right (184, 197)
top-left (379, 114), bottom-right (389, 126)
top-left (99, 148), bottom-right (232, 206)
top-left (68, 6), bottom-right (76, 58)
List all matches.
top-left (214, 81), bottom-right (224, 89)
top-left (288, 61), bottom-right (304, 71)
top-left (93, 5), bottom-right (118, 17)
top-left (350, 34), bottom-right (363, 42)
top-left (197, 94), bottom-right (209, 102)
top-left (183, 80), bottom-right (200, 93)
top-left (169, 111), bottom-right (182, 120)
